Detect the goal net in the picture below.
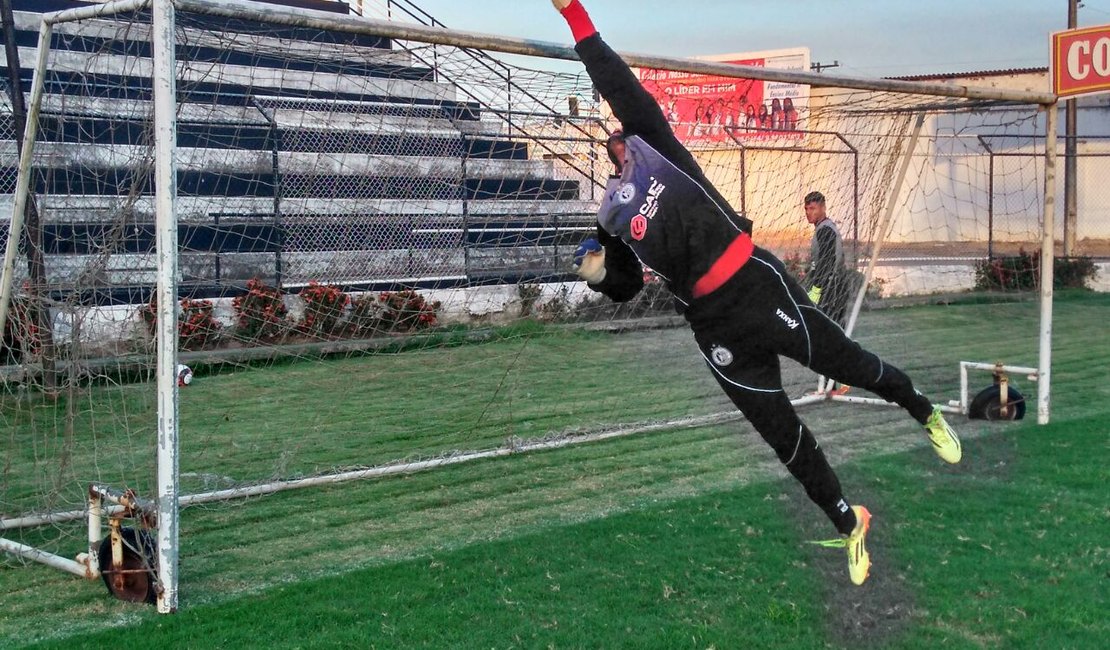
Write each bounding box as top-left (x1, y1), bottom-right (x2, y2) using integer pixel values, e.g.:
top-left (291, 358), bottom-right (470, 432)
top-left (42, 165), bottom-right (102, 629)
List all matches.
top-left (0, 0), bottom-right (1056, 614)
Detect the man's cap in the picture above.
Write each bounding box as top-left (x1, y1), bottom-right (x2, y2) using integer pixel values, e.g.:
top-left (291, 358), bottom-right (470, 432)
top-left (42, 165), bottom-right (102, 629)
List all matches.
top-left (804, 191), bottom-right (825, 204)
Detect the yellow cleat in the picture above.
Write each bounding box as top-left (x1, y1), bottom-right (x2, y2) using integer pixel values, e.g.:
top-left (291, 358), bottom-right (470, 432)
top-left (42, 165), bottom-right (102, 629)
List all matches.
top-left (810, 505), bottom-right (872, 585)
top-left (924, 407), bottom-right (962, 464)
top-left (845, 506), bottom-right (871, 585)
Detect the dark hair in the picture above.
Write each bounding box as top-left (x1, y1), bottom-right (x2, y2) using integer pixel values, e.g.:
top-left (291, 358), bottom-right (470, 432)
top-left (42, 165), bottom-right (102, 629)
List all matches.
top-left (804, 191), bottom-right (825, 205)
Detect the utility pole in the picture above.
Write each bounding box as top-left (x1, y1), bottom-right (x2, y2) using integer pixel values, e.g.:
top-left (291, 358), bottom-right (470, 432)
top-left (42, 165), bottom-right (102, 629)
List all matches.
top-left (1065, 0), bottom-right (1078, 256)
top-left (810, 60), bottom-right (840, 73)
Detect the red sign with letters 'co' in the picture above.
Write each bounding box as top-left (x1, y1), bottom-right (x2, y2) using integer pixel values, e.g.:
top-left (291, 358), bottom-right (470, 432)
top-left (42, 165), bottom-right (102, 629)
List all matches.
top-left (1052, 24), bottom-right (1110, 98)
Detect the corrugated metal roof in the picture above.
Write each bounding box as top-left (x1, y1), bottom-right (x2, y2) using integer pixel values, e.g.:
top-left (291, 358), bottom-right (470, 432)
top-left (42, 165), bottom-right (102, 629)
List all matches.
top-left (886, 67), bottom-right (1048, 82)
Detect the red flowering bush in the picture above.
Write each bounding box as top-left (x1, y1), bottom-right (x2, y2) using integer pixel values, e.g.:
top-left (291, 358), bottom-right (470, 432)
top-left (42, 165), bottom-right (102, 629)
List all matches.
top-left (974, 249), bottom-right (1038, 291)
top-left (232, 278), bottom-right (288, 341)
top-left (2, 295), bottom-right (41, 361)
top-left (298, 281), bottom-right (349, 336)
top-left (177, 299), bottom-right (221, 349)
top-left (348, 289), bottom-right (440, 335)
top-left (974, 249), bottom-right (1097, 291)
top-left (139, 296), bottom-right (222, 350)
top-left (379, 290), bottom-right (440, 332)
top-left (348, 294), bottom-right (384, 336)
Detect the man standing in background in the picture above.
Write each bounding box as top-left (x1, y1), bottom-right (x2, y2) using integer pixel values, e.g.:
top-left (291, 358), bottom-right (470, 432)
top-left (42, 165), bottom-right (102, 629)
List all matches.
top-left (804, 191), bottom-right (849, 327)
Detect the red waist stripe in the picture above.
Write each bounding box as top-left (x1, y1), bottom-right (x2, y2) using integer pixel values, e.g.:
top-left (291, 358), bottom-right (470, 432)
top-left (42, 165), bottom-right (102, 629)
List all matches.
top-left (690, 232), bottom-right (754, 299)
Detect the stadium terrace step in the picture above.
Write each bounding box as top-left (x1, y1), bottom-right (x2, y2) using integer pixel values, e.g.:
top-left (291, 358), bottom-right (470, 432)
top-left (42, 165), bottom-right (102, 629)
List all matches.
top-left (11, 0), bottom-right (390, 49)
top-left (2, 68), bottom-right (473, 115)
top-left (0, 168), bottom-right (581, 201)
top-left (0, 95), bottom-right (482, 137)
top-left (3, 115), bottom-right (529, 160)
top-left (0, 195), bottom-right (600, 221)
top-left (22, 216), bottom-right (596, 256)
top-left (5, 21), bottom-right (417, 81)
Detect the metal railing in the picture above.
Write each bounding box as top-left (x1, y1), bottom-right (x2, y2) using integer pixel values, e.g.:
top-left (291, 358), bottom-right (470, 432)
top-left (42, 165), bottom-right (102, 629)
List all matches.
top-left (375, 0), bottom-right (609, 188)
top-left (979, 134), bottom-right (1110, 260)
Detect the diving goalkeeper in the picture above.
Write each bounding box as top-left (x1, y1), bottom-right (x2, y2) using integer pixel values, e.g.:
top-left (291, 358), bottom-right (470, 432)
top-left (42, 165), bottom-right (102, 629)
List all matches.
top-left (553, 0), bottom-right (962, 585)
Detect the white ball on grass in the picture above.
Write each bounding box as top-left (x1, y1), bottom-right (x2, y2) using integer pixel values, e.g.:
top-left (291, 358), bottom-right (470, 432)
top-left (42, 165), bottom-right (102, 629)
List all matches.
top-left (176, 364), bottom-right (193, 386)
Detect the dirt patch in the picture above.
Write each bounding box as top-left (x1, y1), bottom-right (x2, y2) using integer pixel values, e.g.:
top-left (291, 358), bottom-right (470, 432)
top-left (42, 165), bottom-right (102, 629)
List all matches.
top-left (770, 424), bottom-right (1019, 647)
top-left (776, 486), bottom-right (919, 648)
top-left (954, 423), bottom-right (1019, 482)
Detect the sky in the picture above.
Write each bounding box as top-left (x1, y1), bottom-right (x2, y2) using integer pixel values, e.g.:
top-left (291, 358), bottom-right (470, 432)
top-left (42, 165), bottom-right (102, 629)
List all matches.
top-left (397, 0), bottom-right (1110, 78)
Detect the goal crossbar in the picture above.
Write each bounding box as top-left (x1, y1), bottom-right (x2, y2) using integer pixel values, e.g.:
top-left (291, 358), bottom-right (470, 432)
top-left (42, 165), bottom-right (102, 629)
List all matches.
top-left (177, 0), bottom-right (1055, 105)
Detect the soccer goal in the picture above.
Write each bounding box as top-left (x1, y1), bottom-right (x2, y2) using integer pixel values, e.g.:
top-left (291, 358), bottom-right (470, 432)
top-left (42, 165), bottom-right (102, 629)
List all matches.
top-left (0, 0), bottom-right (1058, 614)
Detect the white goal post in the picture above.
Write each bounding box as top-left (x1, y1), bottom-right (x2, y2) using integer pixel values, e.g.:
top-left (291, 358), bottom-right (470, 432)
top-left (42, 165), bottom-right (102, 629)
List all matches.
top-left (0, 0), bottom-right (1059, 615)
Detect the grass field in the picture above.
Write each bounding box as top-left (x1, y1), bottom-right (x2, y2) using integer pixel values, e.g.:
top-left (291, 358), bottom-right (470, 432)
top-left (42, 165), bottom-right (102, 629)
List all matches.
top-left (2, 291), bottom-right (1108, 648)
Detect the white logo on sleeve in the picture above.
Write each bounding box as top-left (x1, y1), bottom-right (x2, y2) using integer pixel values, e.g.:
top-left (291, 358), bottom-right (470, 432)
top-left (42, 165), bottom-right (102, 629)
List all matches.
top-left (776, 308), bottom-right (799, 330)
top-left (710, 344), bottom-right (734, 366)
top-left (617, 183), bottom-right (637, 204)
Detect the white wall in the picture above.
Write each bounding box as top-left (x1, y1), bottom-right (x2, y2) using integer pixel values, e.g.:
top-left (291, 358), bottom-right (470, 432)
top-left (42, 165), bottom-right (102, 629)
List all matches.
top-left (681, 70), bottom-right (1110, 249)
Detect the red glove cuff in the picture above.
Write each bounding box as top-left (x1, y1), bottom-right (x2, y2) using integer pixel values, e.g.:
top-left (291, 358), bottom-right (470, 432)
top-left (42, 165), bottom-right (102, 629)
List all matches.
top-left (560, 0), bottom-right (597, 43)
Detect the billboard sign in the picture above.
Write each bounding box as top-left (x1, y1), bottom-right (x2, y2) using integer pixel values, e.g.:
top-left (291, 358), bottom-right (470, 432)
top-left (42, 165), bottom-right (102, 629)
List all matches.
top-left (1051, 24), bottom-right (1110, 98)
top-left (636, 47), bottom-right (811, 145)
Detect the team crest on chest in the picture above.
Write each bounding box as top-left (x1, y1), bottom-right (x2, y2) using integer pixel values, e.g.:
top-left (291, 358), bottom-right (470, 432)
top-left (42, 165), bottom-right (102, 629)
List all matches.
top-left (617, 183), bottom-right (637, 204)
top-left (710, 344), bottom-right (733, 366)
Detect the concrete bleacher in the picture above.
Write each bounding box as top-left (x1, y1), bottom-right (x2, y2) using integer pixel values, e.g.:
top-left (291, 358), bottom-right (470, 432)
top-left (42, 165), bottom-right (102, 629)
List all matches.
top-left (0, 0), bottom-right (597, 306)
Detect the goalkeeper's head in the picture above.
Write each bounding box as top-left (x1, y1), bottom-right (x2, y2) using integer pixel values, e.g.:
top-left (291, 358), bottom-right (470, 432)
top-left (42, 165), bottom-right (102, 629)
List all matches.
top-left (606, 130), bottom-right (626, 174)
top-left (804, 190), bottom-right (827, 224)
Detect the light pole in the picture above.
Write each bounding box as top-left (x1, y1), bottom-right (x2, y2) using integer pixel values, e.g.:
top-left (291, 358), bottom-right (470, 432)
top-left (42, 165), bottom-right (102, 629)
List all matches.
top-left (1064, 0), bottom-right (1078, 255)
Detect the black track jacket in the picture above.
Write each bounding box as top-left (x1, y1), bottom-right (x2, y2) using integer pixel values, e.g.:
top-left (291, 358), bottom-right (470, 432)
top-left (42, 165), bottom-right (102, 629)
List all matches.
top-left (577, 34), bottom-right (755, 313)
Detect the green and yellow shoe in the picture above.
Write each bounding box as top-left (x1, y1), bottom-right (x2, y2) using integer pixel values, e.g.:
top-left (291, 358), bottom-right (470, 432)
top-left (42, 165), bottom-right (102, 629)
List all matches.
top-left (810, 505), bottom-right (872, 586)
top-left (925, 407), bottom-right (962, 464)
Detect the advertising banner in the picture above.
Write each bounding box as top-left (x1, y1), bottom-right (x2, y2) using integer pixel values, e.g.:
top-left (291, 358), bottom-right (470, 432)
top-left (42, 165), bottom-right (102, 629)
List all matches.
top-left (636, 47), bottom-right (811, 145)
top-left (1052, 24), bottom-right (1110, 99)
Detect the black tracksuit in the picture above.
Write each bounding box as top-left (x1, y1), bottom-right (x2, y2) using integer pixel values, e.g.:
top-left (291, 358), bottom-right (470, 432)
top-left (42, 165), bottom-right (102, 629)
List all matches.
top-left (807, 218), bottom-right (849, 326)
top-left (577, 33), bottom-right (934, 535)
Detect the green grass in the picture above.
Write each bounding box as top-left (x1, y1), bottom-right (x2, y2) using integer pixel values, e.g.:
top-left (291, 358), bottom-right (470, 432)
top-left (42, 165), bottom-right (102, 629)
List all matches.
top-left (2, 291), bottom-right (1108, 648)
top-left (15, 414), bottom-right (1108, 649)
top-left (2, 326), bottom-right (722, 512)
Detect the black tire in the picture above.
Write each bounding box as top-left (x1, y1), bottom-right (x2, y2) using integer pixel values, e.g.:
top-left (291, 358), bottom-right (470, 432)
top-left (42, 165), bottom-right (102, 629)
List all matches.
top-left (98, 527), bottom-right (158, 604)
top-left (968, 385), bottom-right (1026, 421)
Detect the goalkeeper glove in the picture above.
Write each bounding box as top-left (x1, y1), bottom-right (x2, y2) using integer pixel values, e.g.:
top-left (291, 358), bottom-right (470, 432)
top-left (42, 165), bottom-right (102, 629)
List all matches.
top-left (807, 285), bottom-right (823, 305)
top-left (573, 238), bottom-right (607, 283)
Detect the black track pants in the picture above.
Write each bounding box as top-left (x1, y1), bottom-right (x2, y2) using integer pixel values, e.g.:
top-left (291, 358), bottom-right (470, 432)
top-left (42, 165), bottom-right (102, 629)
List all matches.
top-left (691, 248), bottom-right (934, 533)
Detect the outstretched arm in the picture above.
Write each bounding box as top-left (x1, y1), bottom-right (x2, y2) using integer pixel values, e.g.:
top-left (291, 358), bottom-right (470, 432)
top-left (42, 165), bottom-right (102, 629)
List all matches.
top-left (552, 0), bottom-right (674, 142)
top-left (552, 0), bottom-right (751, 234)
